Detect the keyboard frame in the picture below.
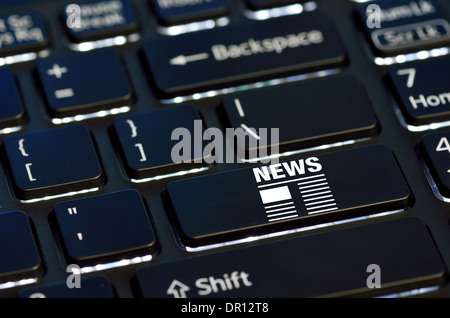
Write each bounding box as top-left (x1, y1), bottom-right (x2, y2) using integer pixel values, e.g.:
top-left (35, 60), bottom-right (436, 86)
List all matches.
top-left (0, 0), bottom-right (450, 298)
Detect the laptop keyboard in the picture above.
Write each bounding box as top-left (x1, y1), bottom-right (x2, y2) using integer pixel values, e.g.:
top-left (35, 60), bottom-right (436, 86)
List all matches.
top-left (1, 0), bottom-right (450, 299)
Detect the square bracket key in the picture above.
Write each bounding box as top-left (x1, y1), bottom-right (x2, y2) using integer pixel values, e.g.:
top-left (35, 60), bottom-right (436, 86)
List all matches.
top-left (113, 104), bottom-right (212, 181)
top-left (3, 124), bottom-right (104, 201)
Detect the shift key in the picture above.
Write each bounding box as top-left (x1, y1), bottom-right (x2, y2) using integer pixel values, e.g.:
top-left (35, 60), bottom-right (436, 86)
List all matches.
top-left (143, 11), bottom-right (346, 98)
top-left (136, 217), bottom-right (446, 297)
top-left (165, 145), bottom-right (412, 247)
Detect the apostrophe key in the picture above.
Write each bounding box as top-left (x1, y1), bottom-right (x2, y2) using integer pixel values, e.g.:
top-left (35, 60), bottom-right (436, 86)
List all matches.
top-left (53, 190), bottom-right (157, 267)
top-left (113, 104), bottom-right (212, 181)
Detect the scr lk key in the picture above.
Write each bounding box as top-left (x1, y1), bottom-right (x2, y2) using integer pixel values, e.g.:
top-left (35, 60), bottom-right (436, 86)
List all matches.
top-left (357, 0), bottom-right (450, 56)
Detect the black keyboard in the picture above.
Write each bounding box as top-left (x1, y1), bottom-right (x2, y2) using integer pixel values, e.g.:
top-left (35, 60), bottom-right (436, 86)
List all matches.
top-left (1, 0), bottom-right (450, 301)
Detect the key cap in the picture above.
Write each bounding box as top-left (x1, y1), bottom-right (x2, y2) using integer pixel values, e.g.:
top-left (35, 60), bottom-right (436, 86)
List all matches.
top-left (150, 0), bottom-right (227, 26)
top-left (221, 75), bottom-right (378, 159)
top-left (19, 275), bottom-right (114, 298)
top-left (36, 48), bottom-right (133, 118)
top-left (136, 217), bottom-right (446, 298)
top-left (143, 11), bottom-right (346, 98)
top-left (357, 0), bottom-right (450, 56)
top-left (421, 130), bottom-right (450, 198)
top-left (0, 67), bottom-right (24, 129)
top-left (388, 56), bottom-right (450, 127)
top-left (0, 211), bottom-right (42, 285)
top-left (63, 0), bottom-right (139, 44)
top-left (113, 104), bottom-right (212, 181)
top-left (245, 0), bottom-right (306, 11)
top-left (53, 190), bottom-right (157, 267)
top-left (164, 144), bottom-right (412, 247)
top-left (0, 11), bottom-right (49, 57)
top-left (3, 124), bottom-right (104, 201)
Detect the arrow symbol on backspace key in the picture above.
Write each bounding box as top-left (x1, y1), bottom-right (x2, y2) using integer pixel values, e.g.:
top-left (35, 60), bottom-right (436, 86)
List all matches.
top-left (169, 53), bottom-right (209, 66)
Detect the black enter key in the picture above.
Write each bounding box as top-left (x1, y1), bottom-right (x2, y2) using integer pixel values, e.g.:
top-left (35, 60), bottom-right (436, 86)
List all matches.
top-left (165, 145), bottom-right (413, 248)
top-left (143, 11), bottom-right (346, 98)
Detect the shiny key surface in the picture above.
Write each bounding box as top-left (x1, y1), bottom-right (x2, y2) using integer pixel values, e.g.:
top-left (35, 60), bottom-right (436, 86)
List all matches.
top-left (53, 190), bottom-right (157, 267)
top-left (388, 56), bottom-right (450, 127)
top-left (150, 0), bottom-right (227, 26)
top-left (0, 211), bottom-right (42, 285)
top-left (36, 48), bottom-right (133, 118)
top-left (0, 67), bottom-right (24, 129)
top-left (356, 0), bottom-right (450, 56)
top-left (221, 75), bottom-right (379, 157)
top-left (19, 275), bottom-right (114, 298)
top-left (165, 144), bottom-right (412, 247)
top-left (421, 129), bottom-right (450, 198)
top-left (3, 124), bottom-right (104, 201)
top-left (62, 0), bottom-right (139, 44)
top-left (113, 104), bottom-right (212, 180)
top-left (136, 217), bottom-right (447, 298)
top-left (143, 11), bottom-right (346, 98)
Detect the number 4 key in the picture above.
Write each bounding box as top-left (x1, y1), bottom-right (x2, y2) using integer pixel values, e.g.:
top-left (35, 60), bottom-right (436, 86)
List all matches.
top-left (421, 130), bottom-right (450, 198)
